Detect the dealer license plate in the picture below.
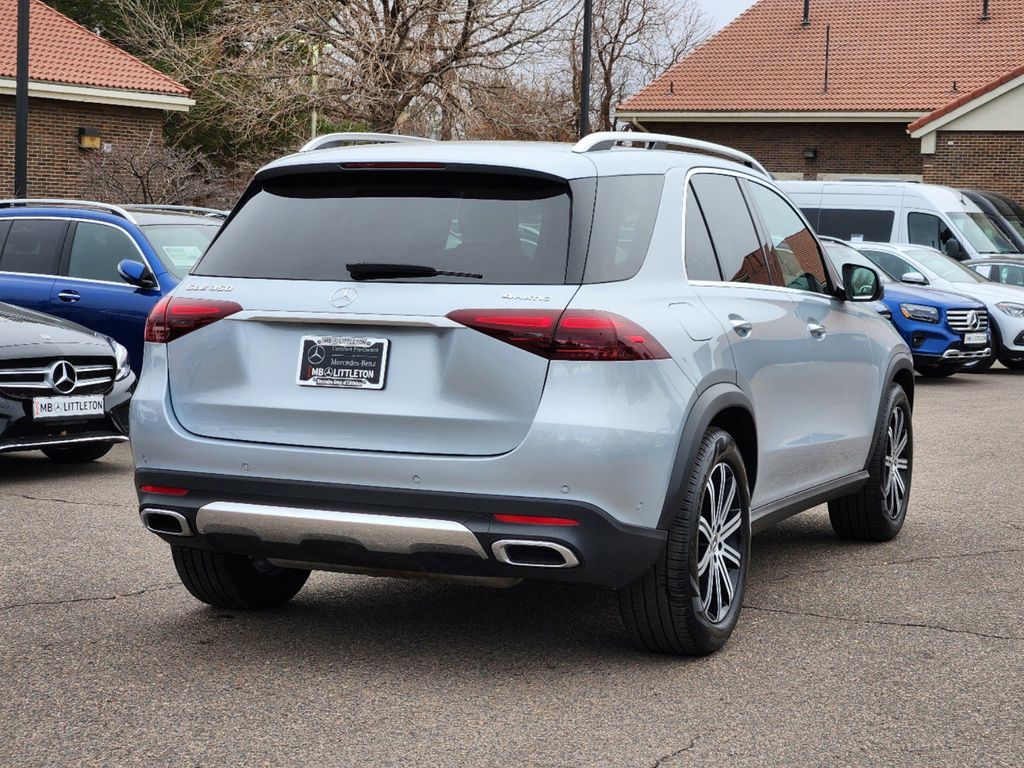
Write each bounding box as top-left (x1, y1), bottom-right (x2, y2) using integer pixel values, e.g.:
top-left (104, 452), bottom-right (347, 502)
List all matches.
top-left (964, 332), bottom-right (988, 346)
top-left (296, 335), bottom-right (389, 390)
top-left (32, 395), bottom-right (105, 420)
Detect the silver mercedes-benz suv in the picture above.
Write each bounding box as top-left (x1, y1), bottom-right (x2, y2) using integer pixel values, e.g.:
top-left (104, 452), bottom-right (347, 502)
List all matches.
top-left (131, 133), bottom-right (915, 655)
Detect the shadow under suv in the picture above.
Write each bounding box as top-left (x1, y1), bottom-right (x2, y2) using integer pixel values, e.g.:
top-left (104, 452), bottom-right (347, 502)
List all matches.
top-left (132, 133), bottom-right (915, 656)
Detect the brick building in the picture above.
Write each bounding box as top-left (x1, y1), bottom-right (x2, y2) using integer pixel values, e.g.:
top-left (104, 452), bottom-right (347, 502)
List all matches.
top-left (0, 0), bottom-right (191, 198)
top-left (619, 0), bottom-right (1024, 202)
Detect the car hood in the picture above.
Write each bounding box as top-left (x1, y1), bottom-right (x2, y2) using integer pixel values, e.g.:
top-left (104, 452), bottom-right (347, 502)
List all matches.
top-left (882, 283), bottom-right (983, 309)
top-left (0, 302), bottom-right (110, 352)
top-left (947, 280), bottom-right (1024, 306)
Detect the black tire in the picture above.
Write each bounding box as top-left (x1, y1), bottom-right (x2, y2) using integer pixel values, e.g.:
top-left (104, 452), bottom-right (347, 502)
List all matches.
top-left (171, 546), bottom-right (310, 610)
top-left (997, 355), bottom-right (1024, 370)
top-left (828, 383), bottom-right (912, 542)
top-left (41, 442), bottom-right (113, 463)
top-left (618, 428), bottom-right (751, 656)
top-left (914, 365), bottom-right (959, 378)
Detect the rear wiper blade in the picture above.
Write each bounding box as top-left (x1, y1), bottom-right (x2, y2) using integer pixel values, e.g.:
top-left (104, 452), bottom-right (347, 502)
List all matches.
top-left (346, 262), bottom-right (483, 281)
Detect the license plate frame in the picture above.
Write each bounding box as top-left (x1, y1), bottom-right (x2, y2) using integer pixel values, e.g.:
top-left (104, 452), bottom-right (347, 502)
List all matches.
top-left (296, 335), bottom-right (390, 390)
top-left (964, 332), bottom-right (988, 347)
top-left (32, 395), bottom-right (106, 421)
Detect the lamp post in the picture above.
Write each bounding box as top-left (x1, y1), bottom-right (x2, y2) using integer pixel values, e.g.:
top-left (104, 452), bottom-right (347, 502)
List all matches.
top-left (14, 0), bottom-right (29, 197)
top-left (579, 0), bottom-right (593, 139)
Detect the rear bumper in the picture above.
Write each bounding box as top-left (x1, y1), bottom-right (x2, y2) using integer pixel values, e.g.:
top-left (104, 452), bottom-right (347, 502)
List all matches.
top-left (135, 469), bottom-right (666, 588)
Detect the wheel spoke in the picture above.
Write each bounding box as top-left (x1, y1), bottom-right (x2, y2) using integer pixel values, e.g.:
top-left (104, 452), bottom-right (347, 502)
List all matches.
top-left (697, 546), bottom-right (713, 576)
top-left (893, 468), bottom-right (906, 497)
top-left (718, 476), bottom-right (737, 530)
top-left (718, 557), bottom-right (734, 603)
top-left (705, 478), bottom-right (718, 530)
top-left (721, 542), bottom-right (742, 567)
top-left (895, 458), bottom-right (909, 471)
top-left (720, 511), bottom-right (742, 541)
top-left (698, 517), bottom-right (713, 542)
top-left (714, 558), bottom-right (724, 620)
top-left (894, 431), bottom-right (908, 459)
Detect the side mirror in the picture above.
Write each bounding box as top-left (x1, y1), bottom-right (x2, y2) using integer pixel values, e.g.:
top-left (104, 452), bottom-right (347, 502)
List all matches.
top-left (842, 263), bottom-right (883, 302)
top-left (901, 271), bottom-right (928, 286)
top-left (117, 259), bottom-right (157, 289)
top-left (944, 238), bottom-right (964, 260)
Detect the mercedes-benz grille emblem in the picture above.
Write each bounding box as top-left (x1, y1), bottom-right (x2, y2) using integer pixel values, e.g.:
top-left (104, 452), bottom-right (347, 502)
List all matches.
top-left (47, 360), bottom-right (77, 395)
top-left (331, 287), bottom-right (358, 309)
top-left (967, 311), bottom-right (981, 331)
top-left (307, 345), bottom-right (326, 365)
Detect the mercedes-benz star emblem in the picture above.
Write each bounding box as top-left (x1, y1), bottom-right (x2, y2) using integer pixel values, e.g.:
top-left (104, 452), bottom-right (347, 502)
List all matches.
top-left (47, 360), bottom-right (77, 395)
top-left (307, 345), bottom-right (326, 365)
top-left (967, 311), bottom-right (981, 331)
top-left (331, 288), bottom-right (358, 309)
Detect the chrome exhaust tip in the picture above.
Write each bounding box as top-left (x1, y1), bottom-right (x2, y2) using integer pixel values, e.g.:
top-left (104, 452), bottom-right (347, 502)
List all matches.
top-left (491, 539), bottom-right (579, 569)
top-left (140, 509), bottom-right (193, 537)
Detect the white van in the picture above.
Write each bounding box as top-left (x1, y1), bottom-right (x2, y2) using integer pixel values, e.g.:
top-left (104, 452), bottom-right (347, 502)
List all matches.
top-left (779, 181), bottom-right (1023, 261)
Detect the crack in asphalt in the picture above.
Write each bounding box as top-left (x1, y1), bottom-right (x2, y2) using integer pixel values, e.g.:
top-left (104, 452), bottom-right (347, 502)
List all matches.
top-left (743, 604), bottom-right (1022, 642)
top-left (0, 492), bottom-right (135, 510)
top-left (758, 546), bottom-right (1024, 587)
top-left (649, 739), bottom-right (697, 768)
top-left (0, 582), bottom-right (180, 613)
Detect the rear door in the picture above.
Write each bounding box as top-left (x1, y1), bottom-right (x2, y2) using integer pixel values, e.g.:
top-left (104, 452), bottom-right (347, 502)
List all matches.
top-left (0, 218), bottom-right (67, 314)
top-left (686, 172), bottom-right (817, 508)
top-left (48, 220), bottom-right (160, 369)
top-left (169, 168), bottom-right (580, 456)
top-left (745, 180), bottom-right (879, 485)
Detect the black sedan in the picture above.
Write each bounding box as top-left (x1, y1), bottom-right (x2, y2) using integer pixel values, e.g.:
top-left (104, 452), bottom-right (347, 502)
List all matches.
top-left (0, 302), bottom-right (134, 462)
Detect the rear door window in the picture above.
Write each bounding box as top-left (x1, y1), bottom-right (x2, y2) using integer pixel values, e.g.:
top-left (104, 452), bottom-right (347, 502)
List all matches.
top-left (67, 222), bottom-right (141, 283)
top-left (689, 174), bottom-right (772, 285)
top-left (0, 219), bottom-right (67, 275)
top-left (816, 209), bottom-right (895, 242)
top-left (197, 171), bottom-right (572, 284)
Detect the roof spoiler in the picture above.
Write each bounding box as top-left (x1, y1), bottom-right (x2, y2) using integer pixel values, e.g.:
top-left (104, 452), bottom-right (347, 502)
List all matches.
top-left (573, 131), bottom-right (770, 177)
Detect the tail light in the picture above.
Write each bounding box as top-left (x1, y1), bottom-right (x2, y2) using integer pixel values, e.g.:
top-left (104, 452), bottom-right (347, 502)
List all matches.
top-left (145, 297), bottom-right (242, 343)
top-left (493, 513), bottom-right (580, 527)
top-left (446, 309), bottom-right (668, 361)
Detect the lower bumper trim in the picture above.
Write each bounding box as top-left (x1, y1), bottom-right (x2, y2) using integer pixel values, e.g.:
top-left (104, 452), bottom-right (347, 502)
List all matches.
top-left (0, 433), bottom-right (128, 454)
top-left (940, 347), bottom-right (991, 360)
top-left (196, 501), bottom-right (489, 560)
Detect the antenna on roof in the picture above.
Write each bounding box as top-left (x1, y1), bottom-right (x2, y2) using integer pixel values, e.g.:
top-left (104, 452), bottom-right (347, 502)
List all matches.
top-left (802, 0), bottom-right (811, 27)
top-left (982, 0), bottom-right (991, 20)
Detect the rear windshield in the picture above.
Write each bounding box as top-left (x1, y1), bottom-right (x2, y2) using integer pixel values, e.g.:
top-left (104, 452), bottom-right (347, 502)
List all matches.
top-left (142, 224), bottom-right (220, 279)
top-left (195, 171), bottom-right (571, 284)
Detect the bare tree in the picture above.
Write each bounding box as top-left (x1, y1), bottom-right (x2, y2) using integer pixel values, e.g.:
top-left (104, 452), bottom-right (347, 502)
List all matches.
top-left (80, 133), bottom-right (230, 205)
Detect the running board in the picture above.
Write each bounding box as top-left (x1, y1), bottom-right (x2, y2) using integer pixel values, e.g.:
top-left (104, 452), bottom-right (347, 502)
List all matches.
top-left (751, 471), bottom-right (870, 533)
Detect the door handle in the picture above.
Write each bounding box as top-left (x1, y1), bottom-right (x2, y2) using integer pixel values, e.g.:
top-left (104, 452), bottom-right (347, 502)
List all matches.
top-left (808, 322), bottom-right (827, 340)
top-left (57, 290), bottom-right (81, 303)
top-left (729, 315), bottom-right (753, 338)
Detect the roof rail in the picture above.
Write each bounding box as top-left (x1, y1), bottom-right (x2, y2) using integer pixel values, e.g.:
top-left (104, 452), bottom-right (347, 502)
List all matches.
top-left (123, 204), bottom-right (229, 219)
top-left (300, 132), bottom-right (436, 152)
top-left (0, 199), bottom-right (137, 223)
top-left (573, 131), bottom-right (770, 177)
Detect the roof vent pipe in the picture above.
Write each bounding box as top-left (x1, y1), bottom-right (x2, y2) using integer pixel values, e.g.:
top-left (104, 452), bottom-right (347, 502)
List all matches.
top-left (802, 0), bottom-right (811, 27)
top-left (982, 0), bottom-right (991, 20)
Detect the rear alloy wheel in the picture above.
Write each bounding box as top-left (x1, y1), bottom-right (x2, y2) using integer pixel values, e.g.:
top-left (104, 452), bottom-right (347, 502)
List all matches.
top-left (41, 443), bottom-right (113, 463)
top-left (618, 428), bottom-right (750, 656)
top-left (828, 383), bottom-right (912, 541)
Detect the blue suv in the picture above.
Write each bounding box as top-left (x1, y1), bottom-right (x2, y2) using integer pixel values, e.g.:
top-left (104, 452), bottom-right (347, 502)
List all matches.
top-left (822, 239), bottom-right (990, 377)
top-left (0, 201), bottom-right (223, 373)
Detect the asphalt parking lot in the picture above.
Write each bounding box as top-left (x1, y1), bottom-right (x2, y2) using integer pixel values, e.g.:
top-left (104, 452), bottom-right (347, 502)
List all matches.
top-left (2, 370), bottom-right (1022, 768)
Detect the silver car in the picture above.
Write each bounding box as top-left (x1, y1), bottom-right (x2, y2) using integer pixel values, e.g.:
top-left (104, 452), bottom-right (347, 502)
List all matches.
top-left (131, 133), bottom-right (915, 655)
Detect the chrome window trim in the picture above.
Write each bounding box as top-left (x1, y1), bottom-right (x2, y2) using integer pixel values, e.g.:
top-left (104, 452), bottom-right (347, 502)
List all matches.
top-left (0, 215), bottom-right (159, 287)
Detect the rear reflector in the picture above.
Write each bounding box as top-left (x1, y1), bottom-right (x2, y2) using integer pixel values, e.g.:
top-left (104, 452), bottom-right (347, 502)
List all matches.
top-left (446, 309), bottom-right (668, 361)
top-left (139, 485), bottom-right (189, 496)
top-left (493, 514), bottom-right (580, 527)
top-left (145, 297), bottom-right (242, 343)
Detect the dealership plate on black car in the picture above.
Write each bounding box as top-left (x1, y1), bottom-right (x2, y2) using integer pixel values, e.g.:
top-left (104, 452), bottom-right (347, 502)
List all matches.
top-left (33, 395), bottom-right (105, 420)
top-left (296, 335), bottom-right (389, 390)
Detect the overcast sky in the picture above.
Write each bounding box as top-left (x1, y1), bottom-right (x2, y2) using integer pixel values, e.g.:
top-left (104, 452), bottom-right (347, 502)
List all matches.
top-left (700, 0), bottom-right (758, 32)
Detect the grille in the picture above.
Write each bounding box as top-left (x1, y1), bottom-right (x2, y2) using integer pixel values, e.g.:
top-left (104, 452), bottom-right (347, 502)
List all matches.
top-left (0, 356), bottom-right (116, 399)
top-left (947, 309), bottom-right (989, 333)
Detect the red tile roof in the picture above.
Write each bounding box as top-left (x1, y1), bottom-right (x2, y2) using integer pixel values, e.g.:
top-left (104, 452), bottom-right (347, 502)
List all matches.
top-left (908, 62), bottom-right (1024, 132)
top-left (0, 0), bottom-right (188, 96)
top-left (620, 0), bottom-right (1024, 114)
